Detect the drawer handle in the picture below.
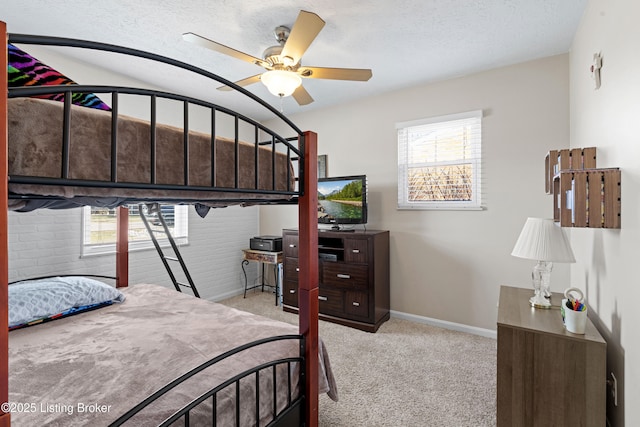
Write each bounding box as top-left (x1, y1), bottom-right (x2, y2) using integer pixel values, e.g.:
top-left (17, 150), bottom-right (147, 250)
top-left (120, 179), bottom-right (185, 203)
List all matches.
top-left (289, 290), bottom-right (296, 294)
top-left (289, 244), bottom-right (296, 248)
top-left (337, 274), bottom-right (351, 279)
top-left (318, 296), bottom-right (328, 301)
top-left (352, 302), bottom-right (360, 307)
top-left (352, 249), bottom-right (360, 254)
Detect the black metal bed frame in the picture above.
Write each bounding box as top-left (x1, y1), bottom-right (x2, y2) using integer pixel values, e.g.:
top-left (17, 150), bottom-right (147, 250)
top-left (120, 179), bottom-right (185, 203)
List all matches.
top-left (109, 334), bottom-right (306, 427)
top-left (8, 33), bottom-right (306, 205)
top-left (8, 274), bottom-right (117, 285)
top-left (7, 35), bottom-right (309, 426)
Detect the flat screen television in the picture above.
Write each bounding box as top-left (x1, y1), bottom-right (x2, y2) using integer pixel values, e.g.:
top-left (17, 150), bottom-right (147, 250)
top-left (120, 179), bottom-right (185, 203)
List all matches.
top-left (317, 175), bottom-right (367, 228)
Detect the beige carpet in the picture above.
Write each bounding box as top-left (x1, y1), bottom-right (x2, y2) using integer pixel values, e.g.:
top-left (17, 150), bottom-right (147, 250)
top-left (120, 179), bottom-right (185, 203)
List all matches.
top-left (220, 291), bottom-right (497, 427)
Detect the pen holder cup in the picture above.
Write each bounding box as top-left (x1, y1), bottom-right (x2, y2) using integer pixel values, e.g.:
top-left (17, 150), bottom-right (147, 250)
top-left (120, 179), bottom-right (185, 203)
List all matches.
top-left (561, 298), bottom-right (588, 334)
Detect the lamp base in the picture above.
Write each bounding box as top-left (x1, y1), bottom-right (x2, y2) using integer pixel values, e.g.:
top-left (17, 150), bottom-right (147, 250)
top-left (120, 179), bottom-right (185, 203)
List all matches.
top-left (529, 260), bottom-right (553, 309)
top-left (530, 295), bottom-right (552, 309)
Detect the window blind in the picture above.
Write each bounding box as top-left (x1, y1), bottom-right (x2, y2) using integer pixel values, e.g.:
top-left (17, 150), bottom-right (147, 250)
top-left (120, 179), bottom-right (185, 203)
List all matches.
top-left (397, 110), bottom-right (482, 210)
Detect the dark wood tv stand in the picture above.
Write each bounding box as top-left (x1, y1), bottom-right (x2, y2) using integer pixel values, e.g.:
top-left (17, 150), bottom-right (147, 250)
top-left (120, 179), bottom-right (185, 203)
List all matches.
top-left (282, 228), bottom-right (390, 332)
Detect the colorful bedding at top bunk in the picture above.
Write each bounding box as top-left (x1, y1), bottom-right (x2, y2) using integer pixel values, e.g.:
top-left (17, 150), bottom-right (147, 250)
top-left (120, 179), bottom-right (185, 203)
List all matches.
top-left (1, 22), bottom-right (321, 427)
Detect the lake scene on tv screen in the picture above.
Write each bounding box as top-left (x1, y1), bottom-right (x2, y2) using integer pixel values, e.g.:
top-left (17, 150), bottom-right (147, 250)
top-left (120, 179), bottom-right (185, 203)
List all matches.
top-left (318, 178), bottom-right (364, 221)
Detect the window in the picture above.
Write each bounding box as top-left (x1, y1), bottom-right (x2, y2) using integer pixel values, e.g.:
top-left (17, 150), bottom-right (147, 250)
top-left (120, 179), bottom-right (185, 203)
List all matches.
top-left (81, 204), bottom-right (189, 256)
top-left (397, 110), bottom-right (482, 210)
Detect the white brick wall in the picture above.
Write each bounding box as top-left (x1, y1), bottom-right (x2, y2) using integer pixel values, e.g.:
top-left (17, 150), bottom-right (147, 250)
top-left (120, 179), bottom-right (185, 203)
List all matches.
top-left (8, 205), bottom-right (262, 301)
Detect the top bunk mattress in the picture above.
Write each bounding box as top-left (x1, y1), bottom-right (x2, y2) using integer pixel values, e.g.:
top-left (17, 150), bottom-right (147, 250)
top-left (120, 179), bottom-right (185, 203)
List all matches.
top-left (8, 97), bottom-right (296, 209)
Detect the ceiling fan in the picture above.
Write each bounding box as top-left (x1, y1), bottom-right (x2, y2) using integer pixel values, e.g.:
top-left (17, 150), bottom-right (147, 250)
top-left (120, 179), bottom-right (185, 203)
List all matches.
top-left (182, 10), bottom-right (372, 106)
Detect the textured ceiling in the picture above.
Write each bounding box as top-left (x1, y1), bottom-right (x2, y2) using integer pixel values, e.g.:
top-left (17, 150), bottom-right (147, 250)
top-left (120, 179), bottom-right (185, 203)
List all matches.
top-left (3, 0), bottom-right (587, 120)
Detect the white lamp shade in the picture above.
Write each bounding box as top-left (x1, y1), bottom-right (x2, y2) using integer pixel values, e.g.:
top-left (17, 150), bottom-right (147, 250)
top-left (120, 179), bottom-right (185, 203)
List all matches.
top-left (511, 218), bottom-right (576, 263)
top-left (261, 70), bottom-right (302, 97)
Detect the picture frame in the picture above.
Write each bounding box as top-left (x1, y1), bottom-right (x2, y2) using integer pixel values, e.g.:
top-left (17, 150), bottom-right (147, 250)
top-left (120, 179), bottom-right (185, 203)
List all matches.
top-left (318, 154), bottom-right (328, 178)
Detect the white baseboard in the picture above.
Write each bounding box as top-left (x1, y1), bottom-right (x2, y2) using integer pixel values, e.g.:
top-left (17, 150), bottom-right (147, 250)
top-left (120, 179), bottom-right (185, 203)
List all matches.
top-left (210, 290), bottom-right (497, 339)
top-left (390, 310), bottom-right (497, 339)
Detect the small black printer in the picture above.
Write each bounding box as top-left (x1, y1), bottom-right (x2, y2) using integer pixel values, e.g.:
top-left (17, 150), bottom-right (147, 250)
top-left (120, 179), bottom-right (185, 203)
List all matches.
top-left (250, 235), bottom-right (283, 252)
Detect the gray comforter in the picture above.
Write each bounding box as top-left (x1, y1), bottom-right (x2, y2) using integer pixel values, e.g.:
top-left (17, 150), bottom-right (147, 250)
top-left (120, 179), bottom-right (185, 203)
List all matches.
top-left (8, 284), bottom-right (336, 426)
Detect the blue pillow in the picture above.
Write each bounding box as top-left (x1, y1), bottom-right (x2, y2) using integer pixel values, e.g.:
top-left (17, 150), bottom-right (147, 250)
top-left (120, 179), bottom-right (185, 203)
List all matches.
top-left (9, 276), bottom-right (125, 329)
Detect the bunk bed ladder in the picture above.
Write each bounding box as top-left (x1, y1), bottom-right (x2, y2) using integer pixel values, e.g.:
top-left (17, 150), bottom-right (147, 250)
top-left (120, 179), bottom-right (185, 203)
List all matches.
top-left (139, 203), bottom-right (201, 298)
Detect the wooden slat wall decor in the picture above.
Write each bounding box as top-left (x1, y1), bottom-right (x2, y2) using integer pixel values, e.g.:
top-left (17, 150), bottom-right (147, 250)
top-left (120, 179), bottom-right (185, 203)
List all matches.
top-left (557, 168), bottom-right (621, 228)
top-left (573, 172), bottom-right (588, 227)
top-left (559, 172), bottom-right (573, 226)
top-left (545, 147), bottom-right (596, 194)
top-left (601, 169), bottom-right (622, 228)
top-left (546, 147), bottom-right (620, 229)
top-left (545, 149), bottom-right (557, 194)
top-left (552, 174), bottom-right (560, 222)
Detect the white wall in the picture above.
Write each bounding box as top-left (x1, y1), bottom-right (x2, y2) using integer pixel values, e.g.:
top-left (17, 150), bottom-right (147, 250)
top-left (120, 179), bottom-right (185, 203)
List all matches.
top-left (261, 54), bottom-right (571, 331)
top-left (570, 0), bottom-right (640, 424)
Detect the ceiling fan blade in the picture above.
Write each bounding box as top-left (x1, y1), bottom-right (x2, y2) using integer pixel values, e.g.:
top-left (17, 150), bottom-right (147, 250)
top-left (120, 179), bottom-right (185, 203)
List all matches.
top-left (183, 32), bottom-right (269, 68)
top-left (280, 11), bottom-right (326, 65)
top-left (292, 85), bottom-right (314, 106)
top-left (298, 66), bottom-right (372, 81)
top-left (217, 74), bottom-right (263, 91)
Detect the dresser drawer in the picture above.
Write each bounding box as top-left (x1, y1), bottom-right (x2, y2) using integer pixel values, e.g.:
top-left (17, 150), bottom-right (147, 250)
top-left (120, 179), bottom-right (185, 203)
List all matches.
top-left (317, 287), bottom-right (343, 315)
top-left (344, 239), bottom-right (368, 263)
top-left (283, 234), bottom-right (299, 257)
top-left (282, 280), bottom-right (298, 307)
top-left (345, 291), bottom-right (369, 319)
top-left (283, 257), bottom-right (299, 282)
top-left (322, 263), bottom-right (368, 289)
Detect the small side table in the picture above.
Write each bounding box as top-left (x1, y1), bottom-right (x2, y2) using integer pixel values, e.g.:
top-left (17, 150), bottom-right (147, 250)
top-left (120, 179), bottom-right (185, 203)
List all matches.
top-left (241, 249), bottom-right (283, 306)
top-left (496, 285), bottom-right (606, 426)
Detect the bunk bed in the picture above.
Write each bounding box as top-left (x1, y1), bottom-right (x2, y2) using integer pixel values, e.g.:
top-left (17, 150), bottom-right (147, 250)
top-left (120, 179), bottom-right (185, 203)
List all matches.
top-left (0, 21), bottom-right (322, 427)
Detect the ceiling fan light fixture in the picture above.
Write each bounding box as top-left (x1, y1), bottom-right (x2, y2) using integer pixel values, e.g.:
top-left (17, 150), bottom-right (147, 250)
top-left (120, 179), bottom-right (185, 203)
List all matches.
top-left (261, 70), bottom-right (302, 97)
top-left (184, 11), bottom-right (371, 106)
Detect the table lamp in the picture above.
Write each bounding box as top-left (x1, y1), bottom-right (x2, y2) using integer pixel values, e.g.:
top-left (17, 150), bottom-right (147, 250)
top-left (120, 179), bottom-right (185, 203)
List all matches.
top-left (511, 218), bottom-right (575, 308)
